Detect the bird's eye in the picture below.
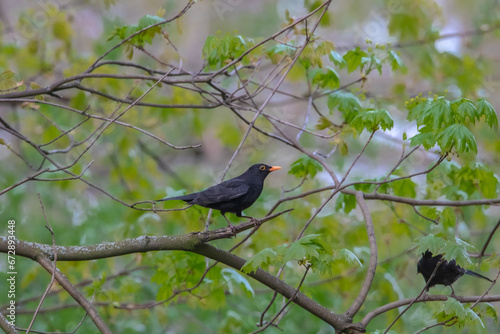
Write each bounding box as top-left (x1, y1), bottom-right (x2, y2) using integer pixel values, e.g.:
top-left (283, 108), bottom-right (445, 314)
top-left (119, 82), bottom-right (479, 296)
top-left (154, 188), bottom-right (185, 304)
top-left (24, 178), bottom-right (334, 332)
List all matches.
top-left (259, 165), bottom-right (266, 171)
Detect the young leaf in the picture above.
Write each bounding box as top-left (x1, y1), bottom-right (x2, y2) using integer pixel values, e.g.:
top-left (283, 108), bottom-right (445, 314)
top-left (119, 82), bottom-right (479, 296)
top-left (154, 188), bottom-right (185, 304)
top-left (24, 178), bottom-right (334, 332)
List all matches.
top-left (476, 99), bottom-right (498, 128)
top-left (425, 98), bottom-right (453, 129)
top-left (351, 109), bottom-right (394, 132)
top-left (335, 193), bottom-right (357, 214)
top-left (328, 91), bottom-right (362, 123)
top-left (312, 66), bottom-right (340, 89)
top-left (435, 299), bottom-right (485, 329)
top-left (342, 47), bottom-right (368, 73)
top-left (203, 34), bottom-right (252, 68)
top-left (415, 234), bottom-right (446, 255)
top-left (437, 124), bottom-right (477, 154)
top-left (454, 99), bottom-right (477, 124)
top-left (407, 98), bottom-right (432, 127)
top-left (329, 51), bottom-right (346, 66)
top-left (289, 155), bottom-right (323, 179)
top-left (409, 129), bottom-right (437, 150)
top-left (390, 178), bottom-right (417, 198)
top-left (334, 249), bottom-right (362, 266)
top-left (444, 238), bottom-right (473, 267)
top-left (240, 248), bottom-right (278, 274)
top-left (388, 50), bottom-right (406, 72)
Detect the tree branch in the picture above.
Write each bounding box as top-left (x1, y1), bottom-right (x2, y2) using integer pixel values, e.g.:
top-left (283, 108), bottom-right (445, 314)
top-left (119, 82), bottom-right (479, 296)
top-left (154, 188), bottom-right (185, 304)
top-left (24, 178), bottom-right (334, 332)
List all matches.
top-left (35, 256), bottom-right (111, 334)
top-left (359, 294), bottom-right (500, 327)
top-left (345, 192), bottom-right (378, 319)
top-left (0, 211), bottom-right (355, 332)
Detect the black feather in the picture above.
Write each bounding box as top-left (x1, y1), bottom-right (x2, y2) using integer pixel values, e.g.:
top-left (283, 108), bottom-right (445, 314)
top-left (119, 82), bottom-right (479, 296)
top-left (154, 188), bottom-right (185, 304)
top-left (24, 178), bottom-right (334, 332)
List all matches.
top-left (157, 164), bottom-right (281, 230)
top-left (417, 250), bottom-right (492, 295)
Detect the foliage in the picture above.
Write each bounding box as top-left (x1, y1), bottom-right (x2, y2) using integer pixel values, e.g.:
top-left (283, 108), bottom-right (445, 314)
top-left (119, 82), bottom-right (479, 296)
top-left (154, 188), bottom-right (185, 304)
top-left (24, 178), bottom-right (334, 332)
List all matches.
top-left (407, 95), bottom-right (498, 154)
top-left (241, 234), bottom-right (361, 276)
top-left (289, 155), bottom-right (323, 179)
top-left (1, 1), bottom-right (499, 334)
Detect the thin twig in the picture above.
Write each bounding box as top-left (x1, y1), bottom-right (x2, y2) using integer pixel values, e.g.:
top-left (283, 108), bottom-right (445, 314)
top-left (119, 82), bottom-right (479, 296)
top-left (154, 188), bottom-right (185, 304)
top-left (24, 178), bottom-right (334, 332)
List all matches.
top-left (479, 218), bottom-right (500, 258)
top-left (26, 195), bottom-right (59, 333)
top-left (251, 265), bottom-right (311, 334)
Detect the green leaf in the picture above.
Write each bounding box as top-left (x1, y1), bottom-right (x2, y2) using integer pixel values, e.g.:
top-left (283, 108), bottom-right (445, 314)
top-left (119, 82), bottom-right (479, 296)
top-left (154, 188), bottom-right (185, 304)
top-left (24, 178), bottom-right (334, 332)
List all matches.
top-left (388, 13), bottom-right (420, 41)
top-left (312, 66), bottom-right (340, 89)
top-left (0, 70), bottom-right (16, 90)
top-left (327, 91), bottom-right (362, 123)
top-left (388, 50), bottom-right (406, 72)
top-left (435, 299), bottom-right (485, 328)
top-left (351, 109), bottom-right (394, 132)
top-left (362, 54), bottom-right (382, 75)
top-left (316, 41), bottom-right (335, 55)
top-left (426, 98), bottom-right (453, 129)
top-left (267, 44), bottom-right (296, 64)
top-left (221, 268), bottom-right (255, 297)
top-left (342, 47), bottom-right (368, 72)
top-left (335, 193), bottom-right (357, 214)
top-left (390, 178), bottom-right (417, 198)
top-left (107, 14), bottom-right (166, 56)
top-left (453, 99), bottom-right (477, 124)
top-left (329, 51), bottom-right (346, 66)
top-left (437, 124), bottom-right (477, 154)
top-left (453, 162), bottom-right (499, 198)
top-left (241, 235), bottom-right (356, 277)
top-left (415, 234), bottom-right (446, 255)
top-left (334, 249), bottom-right (362, 267)
top-left (476, 99), bottom-right (498, 128)
top-left (282, 234), bottom-right (329, 263)
top-left (288, 155), bottom-right (323, 179)
top-left (138, 14), bottom-right (165, 27)
top-left (444, 238), bottom-right (474, 267)
top-left (407, 98), bottom-right (432, 126)
top-left (240, 248), bottom-right (278, 274)
top-left (439, 207), bottom-right (456, 229)
top-left (409, 128), bottom-right (437, 150)
top-left (473, 303), bottom-right (498, 323)
top-left (315, 116), bottom-right (335, 130)
top-left (203, 34), bottom-right (253, 68)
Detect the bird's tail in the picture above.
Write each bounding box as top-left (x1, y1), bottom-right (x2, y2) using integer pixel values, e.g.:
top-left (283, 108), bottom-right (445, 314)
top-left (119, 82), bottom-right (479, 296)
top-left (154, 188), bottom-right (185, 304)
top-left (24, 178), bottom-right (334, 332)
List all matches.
top-left (156, 194), bottom-right (194, 202)
top-left (465, 269), bottom-right (493, 282)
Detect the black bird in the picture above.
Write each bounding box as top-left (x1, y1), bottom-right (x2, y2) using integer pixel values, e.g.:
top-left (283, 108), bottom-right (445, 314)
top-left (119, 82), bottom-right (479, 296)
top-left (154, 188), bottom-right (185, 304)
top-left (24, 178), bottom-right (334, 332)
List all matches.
top-left (417, 250), bottom-right (493, 296)
top-left (157, 164), bottom-right (281, 231)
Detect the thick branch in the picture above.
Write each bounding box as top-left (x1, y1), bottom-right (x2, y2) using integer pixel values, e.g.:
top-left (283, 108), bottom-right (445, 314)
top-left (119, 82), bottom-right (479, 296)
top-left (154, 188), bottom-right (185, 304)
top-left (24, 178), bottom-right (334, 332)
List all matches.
top-left (0, 312), bottom-right (18, 334)
top-left (0, 227), bottom-right (352, 331)
top-left (345, 192), bottom-right (378, 319)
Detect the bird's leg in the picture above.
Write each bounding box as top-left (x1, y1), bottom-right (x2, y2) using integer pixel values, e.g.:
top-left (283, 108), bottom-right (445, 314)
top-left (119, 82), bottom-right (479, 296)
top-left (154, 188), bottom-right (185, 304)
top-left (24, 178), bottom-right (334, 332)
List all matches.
top-left (449, 285), bottom-right (456, 298)
top-left (221, 213), bottom-right (237, 235)
top-left (237, 213), bottom-right (260, 227)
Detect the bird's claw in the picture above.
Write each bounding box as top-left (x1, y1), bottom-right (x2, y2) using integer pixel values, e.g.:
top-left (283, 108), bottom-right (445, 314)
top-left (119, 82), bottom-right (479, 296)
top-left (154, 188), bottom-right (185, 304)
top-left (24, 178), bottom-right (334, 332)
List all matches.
top-left (228, 223), bottom-right (237, 235)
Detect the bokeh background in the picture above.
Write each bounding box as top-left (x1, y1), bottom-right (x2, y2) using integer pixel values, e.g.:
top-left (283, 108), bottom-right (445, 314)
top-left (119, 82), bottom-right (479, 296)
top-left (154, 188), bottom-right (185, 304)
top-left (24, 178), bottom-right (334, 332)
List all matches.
top-left (1, 0), bottom-right (499, 333)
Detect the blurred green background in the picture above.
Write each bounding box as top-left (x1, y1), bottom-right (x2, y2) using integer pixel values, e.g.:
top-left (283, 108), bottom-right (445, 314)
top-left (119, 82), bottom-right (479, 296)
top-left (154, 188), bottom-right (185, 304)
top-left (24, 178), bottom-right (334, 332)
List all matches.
top-left (1, 0), bottom-right (499, 333)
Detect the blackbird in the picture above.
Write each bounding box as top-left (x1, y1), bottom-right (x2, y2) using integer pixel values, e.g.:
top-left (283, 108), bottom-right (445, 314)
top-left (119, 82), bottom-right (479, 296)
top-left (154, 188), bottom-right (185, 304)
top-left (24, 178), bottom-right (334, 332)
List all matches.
top-left (417, 250), bottom-right (493, 296)
top-left (157, 164), bottom-right (281, 231)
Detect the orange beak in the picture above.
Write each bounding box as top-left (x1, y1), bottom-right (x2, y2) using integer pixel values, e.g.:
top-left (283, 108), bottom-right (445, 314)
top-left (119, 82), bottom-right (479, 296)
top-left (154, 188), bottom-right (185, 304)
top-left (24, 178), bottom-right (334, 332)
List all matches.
top-left (269, 166), bottom-right (281, 172)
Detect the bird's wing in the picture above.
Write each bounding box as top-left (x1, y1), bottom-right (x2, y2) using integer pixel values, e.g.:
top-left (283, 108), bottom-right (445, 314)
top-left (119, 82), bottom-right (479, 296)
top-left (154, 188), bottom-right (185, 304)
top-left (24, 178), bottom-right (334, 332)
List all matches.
top-left (193, 179), bottom-right (249, 205)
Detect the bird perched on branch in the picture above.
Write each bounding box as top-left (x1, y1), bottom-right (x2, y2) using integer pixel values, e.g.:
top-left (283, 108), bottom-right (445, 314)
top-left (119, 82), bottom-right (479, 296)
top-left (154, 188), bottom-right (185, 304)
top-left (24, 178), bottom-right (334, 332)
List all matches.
top-left (417, 250), bottom-right (493, 296)
top-left (157, 164), bottom-right (281, 231)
